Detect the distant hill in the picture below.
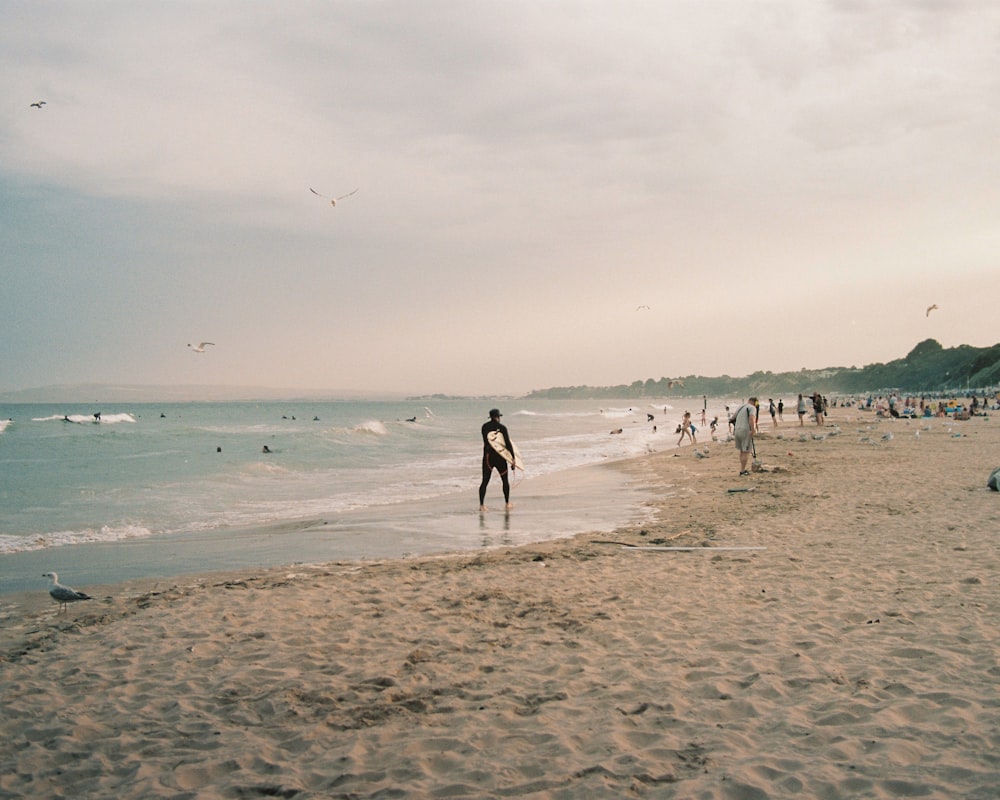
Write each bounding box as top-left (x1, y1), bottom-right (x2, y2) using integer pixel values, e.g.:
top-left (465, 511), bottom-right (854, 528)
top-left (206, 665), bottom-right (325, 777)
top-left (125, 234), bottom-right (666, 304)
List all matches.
top-left (525, 339), bottom-right (1000, 400)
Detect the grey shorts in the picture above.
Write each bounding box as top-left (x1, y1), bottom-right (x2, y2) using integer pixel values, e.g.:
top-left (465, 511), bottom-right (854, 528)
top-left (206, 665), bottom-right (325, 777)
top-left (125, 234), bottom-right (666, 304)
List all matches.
top-left (734, 430), bottom-right (752, 452)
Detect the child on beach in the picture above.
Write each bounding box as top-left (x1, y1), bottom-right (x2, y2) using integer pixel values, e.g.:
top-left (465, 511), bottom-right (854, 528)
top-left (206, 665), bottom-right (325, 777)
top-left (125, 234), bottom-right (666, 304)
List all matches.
top-left (677, 411), bottom-right (697, 446)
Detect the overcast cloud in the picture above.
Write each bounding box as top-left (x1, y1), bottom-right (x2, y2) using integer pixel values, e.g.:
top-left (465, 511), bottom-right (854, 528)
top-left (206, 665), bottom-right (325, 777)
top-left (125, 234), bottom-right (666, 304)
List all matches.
top-left (3, 1), bottom-right (998, 396)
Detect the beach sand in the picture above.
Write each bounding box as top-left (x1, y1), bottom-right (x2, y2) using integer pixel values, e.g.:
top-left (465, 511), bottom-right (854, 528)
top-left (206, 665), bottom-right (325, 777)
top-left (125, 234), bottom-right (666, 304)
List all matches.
top-left (2, 409), bottom-right (999, 798)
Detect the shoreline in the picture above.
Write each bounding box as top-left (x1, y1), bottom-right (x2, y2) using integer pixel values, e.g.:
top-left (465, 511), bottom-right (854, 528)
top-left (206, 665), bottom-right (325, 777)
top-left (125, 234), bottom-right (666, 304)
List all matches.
top-left (0, 454), bottom-right (660, 599)
top-left (3, 409), bottom-right (999, 798)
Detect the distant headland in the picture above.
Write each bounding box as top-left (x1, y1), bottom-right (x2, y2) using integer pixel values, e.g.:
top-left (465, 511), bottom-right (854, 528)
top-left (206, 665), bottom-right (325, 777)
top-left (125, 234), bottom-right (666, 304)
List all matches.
top-left (524, 339), bottom-right (1000, 400)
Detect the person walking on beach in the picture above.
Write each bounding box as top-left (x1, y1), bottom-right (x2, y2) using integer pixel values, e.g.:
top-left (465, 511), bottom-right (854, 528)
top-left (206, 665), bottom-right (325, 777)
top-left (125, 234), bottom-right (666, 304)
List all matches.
top-left (812, 393), bottom-right (825, 427)
top-left (480, 408), bottom-right (515, 512)
top-left (677, 411), bottom-right (696, 446)
top-left (731, 397), bottom-right (758, 475)
top-left (768, 399), bottom-right (777, 428)
top-left (797, 394), bottom-right (807, 426)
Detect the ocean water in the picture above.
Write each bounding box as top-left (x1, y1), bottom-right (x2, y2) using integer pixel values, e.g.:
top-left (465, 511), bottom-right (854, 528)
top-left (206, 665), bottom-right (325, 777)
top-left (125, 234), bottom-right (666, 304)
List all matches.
top-left (0, 397), bottom-right (722, 594)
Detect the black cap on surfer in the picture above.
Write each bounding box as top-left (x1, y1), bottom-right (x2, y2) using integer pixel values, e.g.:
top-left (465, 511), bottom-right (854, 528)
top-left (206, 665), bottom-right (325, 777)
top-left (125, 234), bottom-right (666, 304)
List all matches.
top-left (480, 408), bottom-right (515, 512)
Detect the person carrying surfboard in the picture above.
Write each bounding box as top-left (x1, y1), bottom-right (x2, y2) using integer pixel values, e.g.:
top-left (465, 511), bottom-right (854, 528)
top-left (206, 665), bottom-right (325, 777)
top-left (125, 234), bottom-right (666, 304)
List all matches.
top-left (480, 408), bottom-right (517, 512)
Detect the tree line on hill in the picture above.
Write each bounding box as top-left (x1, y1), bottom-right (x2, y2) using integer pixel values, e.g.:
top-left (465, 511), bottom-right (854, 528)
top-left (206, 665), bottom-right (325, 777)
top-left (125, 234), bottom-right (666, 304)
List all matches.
top-left (525, 339), bottom-right (1000, 400)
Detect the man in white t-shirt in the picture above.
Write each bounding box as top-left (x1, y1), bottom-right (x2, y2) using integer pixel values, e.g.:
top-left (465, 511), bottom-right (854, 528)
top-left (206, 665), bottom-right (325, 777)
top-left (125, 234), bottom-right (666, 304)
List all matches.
top-left (731, 397), bottom-right (758, 475)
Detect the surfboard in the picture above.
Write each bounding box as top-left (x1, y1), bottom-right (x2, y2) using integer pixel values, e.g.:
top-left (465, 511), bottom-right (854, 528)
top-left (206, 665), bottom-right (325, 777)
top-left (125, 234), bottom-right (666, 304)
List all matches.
top-left (487, 429), bottom-right (523, 471)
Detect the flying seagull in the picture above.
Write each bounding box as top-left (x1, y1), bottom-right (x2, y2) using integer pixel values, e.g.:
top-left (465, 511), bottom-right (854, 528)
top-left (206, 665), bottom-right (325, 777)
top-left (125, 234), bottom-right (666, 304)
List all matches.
top-left (43, 572), bottom-right (92, 613)
top-left (310, 187), bottom-right (359, 206)
top-left (188, 342), bottom-right (215, 353)
top-left (926, 304), bottom-right (938, 317)
top-left (30, 100), bottom-right (47, 108)
top-left (636, 305), bottom-right (650, 311)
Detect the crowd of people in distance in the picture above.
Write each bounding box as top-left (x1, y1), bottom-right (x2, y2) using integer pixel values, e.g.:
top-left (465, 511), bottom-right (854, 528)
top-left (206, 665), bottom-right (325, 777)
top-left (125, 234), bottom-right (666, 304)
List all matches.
top-left (837, 393), bottom-right (999, 420)
top-left (664, 390), bottom-right (999, 475)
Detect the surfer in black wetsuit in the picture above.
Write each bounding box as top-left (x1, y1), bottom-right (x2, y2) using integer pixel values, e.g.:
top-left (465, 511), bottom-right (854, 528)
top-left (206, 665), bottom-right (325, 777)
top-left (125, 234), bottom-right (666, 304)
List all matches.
top-left (480, 408), bottom-right (515, 512)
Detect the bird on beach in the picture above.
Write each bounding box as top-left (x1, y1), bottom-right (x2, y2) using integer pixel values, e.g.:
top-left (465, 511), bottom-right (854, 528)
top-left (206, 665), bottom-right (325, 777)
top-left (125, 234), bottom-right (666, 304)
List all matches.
top-left (310, 187), bottom-right (359, 206)
top-left (188, 342), bottom-right (215, 353)
top-left (43, 572), bottom-right (92, 613)
top-left (30, 100), bottom-right (46, 108)
top-left (926, 304), bottom-right (938, 317)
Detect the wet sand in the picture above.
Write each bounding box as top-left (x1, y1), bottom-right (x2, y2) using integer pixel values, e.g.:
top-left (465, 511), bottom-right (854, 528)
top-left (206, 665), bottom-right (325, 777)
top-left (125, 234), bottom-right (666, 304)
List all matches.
top-left (0, 459), bottom-right (652, 596)
top-left (2, 408), bottom-right (999, 798)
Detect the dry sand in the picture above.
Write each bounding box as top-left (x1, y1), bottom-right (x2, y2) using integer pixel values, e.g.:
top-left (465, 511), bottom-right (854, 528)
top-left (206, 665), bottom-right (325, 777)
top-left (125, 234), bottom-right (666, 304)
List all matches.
top-left (2, 408), bottom-right (999, 799)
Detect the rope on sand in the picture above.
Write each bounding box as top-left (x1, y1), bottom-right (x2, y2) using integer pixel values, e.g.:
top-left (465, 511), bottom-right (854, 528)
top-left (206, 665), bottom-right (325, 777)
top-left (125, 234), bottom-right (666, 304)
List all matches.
top-left (588, 540), bottom-right (765, 552)
top-left (624, 546), bottom-right (766, 552)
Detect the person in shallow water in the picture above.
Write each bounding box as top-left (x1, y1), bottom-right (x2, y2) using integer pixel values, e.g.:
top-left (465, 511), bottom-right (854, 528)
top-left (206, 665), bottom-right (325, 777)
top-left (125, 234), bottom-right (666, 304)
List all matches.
top-left (479, 408), bottom-right (515, 512)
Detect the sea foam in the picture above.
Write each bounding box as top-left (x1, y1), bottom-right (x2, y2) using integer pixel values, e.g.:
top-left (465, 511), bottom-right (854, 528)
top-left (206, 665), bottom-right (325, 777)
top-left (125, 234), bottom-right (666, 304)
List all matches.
top-left (0, 524), bottom-right (153, 554)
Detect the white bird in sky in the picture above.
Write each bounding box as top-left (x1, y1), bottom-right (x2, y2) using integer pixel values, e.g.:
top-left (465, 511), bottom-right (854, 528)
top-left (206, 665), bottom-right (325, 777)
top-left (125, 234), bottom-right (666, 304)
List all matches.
top-left (926, 304), bottom-right (939, 317)
top-left (30, 100), bottom-right (46, 108)
top-left (310, 187), bottom-right (359, 206)
top-left (43, 572), bottom-right (92, 613)
top-left (188, 342), bottom-right (215, 353)
top-left (636, 304), bottom-right (650, 311)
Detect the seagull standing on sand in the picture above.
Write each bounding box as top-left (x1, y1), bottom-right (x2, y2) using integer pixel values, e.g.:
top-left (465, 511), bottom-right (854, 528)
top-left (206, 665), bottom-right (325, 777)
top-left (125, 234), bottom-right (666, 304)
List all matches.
top-left (43, 572), bottom-right (92, 613)
top-left (310, 187), bottom-right (359, 206)
top-left (188, 342), bottom-right (215, 353)
top-left (926, 304), bottom-right (939, 317)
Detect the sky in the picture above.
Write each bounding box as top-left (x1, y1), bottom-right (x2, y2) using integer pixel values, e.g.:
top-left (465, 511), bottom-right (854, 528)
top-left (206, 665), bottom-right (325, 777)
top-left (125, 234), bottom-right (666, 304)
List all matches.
top-left (3, 1), bottom-right (999, 397)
